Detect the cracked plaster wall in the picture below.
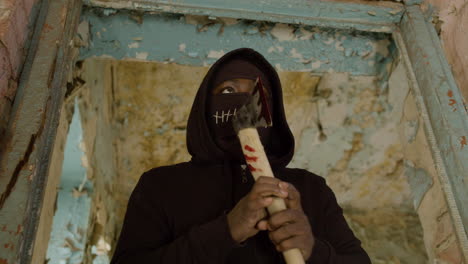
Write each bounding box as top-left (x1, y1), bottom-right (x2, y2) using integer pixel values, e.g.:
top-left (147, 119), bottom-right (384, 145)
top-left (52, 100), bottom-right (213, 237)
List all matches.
top-left (75, 58), bottom-right (428, 263)
top-left (289, 69), bottom-right (428, 263)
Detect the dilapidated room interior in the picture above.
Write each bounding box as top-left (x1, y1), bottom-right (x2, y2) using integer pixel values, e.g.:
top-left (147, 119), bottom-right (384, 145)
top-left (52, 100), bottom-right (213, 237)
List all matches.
top-left (0, 0), bottom-right (467, 264)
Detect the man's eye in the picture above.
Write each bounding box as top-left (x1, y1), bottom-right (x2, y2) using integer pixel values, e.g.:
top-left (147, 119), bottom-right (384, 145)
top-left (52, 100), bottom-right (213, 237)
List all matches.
top-left (221, 87), bottom-right (235, 94)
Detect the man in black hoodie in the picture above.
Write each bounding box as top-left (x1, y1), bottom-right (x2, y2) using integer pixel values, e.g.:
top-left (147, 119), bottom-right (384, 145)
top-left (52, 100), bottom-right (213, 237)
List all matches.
top-left (111, 48), bottom-right (371, 264)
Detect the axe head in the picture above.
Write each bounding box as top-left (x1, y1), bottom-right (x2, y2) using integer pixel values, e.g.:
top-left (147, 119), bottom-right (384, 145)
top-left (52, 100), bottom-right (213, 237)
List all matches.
top-left (233, 77), bottom-right (273, 132)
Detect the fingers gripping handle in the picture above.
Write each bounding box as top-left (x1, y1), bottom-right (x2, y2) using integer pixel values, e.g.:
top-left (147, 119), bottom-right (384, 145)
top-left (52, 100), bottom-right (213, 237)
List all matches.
top-left (268, 197), bottom-right (305, 264)
top-left (238, 128), bottom-right (305, 264)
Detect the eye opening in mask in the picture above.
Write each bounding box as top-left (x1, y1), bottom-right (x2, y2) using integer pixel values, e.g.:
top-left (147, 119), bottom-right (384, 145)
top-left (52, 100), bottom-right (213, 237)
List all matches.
top-left (211, 77), bottom-right (271, 99)
top-left (221, 86), bottom-right (235, 94)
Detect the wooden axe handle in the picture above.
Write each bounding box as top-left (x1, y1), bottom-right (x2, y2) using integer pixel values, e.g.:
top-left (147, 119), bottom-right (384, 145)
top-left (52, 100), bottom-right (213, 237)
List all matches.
top-left (237, 128), bottom-right (305, 264)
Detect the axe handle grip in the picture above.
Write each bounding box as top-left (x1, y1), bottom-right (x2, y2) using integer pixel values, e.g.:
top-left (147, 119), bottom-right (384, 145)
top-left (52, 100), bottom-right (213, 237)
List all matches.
top-left (237, 128), bottom-right (306, 264)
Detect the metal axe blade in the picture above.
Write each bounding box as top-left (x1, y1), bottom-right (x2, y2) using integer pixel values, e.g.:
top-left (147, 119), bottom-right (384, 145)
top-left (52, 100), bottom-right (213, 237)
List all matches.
top-left (233, 77), bottom-right (273, 132)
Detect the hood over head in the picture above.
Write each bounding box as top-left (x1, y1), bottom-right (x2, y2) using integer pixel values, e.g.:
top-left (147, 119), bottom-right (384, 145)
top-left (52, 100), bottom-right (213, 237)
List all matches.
top-left (186, 48), bottom-right (294, 168)
top-left (210, 59), bottom-right (272, 92)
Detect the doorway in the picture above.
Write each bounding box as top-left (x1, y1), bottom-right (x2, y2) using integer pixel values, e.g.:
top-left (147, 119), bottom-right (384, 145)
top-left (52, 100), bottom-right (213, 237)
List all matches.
top-left (44, 8), bottom-right (430, 263)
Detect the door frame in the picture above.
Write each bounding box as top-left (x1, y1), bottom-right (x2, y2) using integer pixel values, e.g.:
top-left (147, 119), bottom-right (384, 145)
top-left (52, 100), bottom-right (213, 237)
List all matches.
top-left (0, 0), bottom-right (466, 263)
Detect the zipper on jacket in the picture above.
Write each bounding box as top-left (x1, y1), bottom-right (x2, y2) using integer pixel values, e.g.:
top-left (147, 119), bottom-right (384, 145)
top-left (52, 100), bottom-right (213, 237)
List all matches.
top-left (240, 164), bottom-right (248, 183)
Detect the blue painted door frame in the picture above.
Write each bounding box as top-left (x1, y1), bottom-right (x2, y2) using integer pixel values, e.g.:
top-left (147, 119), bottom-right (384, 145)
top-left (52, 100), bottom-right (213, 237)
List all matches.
top-left (83, 0), bottom-right (405, 32)
top-left (398, 6), bottom-right (468, 257)
top-left (79, 1), bottom-right (468, 257)
top-left (0, 0), bottom-right (466, 263)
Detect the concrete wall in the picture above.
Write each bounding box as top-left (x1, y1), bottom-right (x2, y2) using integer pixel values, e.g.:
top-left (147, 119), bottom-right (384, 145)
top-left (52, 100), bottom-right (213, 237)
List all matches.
top-left (0, 0), bottom-right (39, 140)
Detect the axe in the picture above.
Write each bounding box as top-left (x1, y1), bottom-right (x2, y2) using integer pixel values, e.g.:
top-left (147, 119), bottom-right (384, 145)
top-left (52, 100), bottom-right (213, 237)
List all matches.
top-left (233, 77), bottom-right (305, 264)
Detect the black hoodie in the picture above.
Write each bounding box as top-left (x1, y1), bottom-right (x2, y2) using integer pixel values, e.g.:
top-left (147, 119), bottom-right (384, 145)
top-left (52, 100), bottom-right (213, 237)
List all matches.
top-left (111, 48), bottom-right (371, 264)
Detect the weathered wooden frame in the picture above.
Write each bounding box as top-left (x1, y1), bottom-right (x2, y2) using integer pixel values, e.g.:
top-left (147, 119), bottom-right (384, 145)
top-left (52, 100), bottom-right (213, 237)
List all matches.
top-left (0, 0), bottom-right (466, 263)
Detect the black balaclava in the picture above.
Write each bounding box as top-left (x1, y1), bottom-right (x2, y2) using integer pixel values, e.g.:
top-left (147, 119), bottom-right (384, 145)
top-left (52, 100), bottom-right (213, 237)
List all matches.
top-left (187, 48), bottom-right (295, 168)
top-left (206, 59), bottom-right (273, 161)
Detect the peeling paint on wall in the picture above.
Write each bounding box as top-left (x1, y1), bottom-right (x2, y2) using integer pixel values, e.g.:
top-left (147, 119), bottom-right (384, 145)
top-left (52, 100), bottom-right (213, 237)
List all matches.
top-left (289, 72), bottom-right (413, 212)
top-left (401, 89), bottom-right (466, 263)
top-left (395, 52), bottom-right (466, 263)
top-left (79, 9), bottom-right (396, 76)
top-left (77, 60), bottom-right (124, 263)
top-left (404, 161), bottom-right (433, 210)
top-left (83, 0), bottom-right (405, 34)
top-left (46, 102), bottom-right (93, 264)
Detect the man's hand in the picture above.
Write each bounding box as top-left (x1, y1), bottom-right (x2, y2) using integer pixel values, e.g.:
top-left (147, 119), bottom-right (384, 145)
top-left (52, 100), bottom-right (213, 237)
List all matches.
top-left (227, 176), bottom-right (288, 243)
top-left (267, 182), bottom-right (315, 260)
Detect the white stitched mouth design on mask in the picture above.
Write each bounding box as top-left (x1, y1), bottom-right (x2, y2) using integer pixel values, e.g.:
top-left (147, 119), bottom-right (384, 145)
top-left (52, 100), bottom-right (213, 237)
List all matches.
top-left (212, 108), bottom-right (237, 124)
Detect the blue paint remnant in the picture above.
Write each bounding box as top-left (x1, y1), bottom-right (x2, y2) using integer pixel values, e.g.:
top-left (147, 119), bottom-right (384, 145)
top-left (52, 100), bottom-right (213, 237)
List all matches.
top-left (404, 162), bottom-right (433, 210)
top-left (403, 0), bottom-right (424, 5)
top-left (102, 8), bottom-right (118, 16)
top-left (290, 74), bottom-right (402, 181)
top-left (79, 9), bottom-right (395, 76)
top-left (404, 119), bottom-right (419, 143)
top-left (93, 255), bottom-right (110, 264)
top-left (376, 37), bottom-right (398, 92)
top-left (83, 0), bottom-right (404, 33)
top-left (156, 124), bottom-right (170, 135)
top-left (245, 25), bottom-right (259, 35)
top-left (187, 52), bottom-right (199, 58)
top-left (422, 3), bottom-right (435, 21)
top-left (46, 101), bottom-right (93, 264)
top-left (401, 6), bottom-right (468, 239)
